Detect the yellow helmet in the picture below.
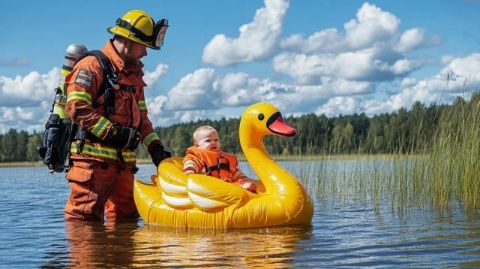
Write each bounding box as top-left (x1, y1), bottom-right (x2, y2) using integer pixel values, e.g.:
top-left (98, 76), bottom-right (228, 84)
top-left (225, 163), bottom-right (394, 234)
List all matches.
top-left (108, 10), bottom-right (169, 50)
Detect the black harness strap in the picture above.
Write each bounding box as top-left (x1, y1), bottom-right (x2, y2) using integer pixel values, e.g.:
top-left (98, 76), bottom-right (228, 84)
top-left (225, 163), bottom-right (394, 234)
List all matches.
top-left (205, 156), bottom-right (230, 176)
top-left (87, 50), bottom-right (117, 118)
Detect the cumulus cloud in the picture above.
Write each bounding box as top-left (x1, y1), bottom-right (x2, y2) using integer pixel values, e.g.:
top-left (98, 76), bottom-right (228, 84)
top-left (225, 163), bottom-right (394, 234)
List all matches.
top-left (163, 68), bottom-right (218, 111)
top-left (316, 53), bottom-right (480, 116)
top-left (316, 96), bottom-right (359, 116)
top-left (273, 48), bottom-right (423, 84)
top-left (0, 69), bottom-right (58, 132)
top-left (0, 103), bottom-right (50, 133)
top-left (280, 29), bottom-right (347, 54)
top-left (394, 28), bottom-right (425, 53)
top-left (0, 69), bottom-right (58, 107)
top-left (202, 0), bottom-right (289, 66)
top-left (362, 53), bottom-right (480, 115)
top-left (276, 3), bottom-right (430, 84)
top-left (159, 68), bottom-right (300, 112)
top-left (143, 64), bottom-right (168, 90)
top-left (147, 65), bottom-right (374, 124)
top-left (344, 3), bottom-right (400, 49)
top-left (275, 53), bottom-right (480, 118)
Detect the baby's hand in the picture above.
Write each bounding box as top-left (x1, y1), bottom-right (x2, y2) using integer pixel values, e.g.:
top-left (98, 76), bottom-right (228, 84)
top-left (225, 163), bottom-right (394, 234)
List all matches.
top-left (242, 182), bottom-right (257, 193)
top-left (221, 177), bottom-right (235, 183)
top-left (184, 170), bottom-right (194, 175)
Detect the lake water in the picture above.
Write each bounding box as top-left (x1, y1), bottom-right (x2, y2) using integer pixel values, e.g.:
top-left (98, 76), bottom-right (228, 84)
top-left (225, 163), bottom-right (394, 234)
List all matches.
top-left (1, 161), bottom-right (480, 268)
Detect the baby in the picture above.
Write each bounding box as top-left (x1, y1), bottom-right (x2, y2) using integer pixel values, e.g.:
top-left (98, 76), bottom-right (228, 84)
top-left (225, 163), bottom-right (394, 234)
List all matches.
top-left (183, 125), bottom-right (257, 193)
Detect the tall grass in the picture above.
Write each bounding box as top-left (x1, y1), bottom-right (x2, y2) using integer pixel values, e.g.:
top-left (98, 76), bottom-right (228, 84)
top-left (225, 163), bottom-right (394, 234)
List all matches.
top-left (295, 96), bottom-right (480, 214)
top-left (426, 98), bottom-right (480, 211)
top-left (297, 155), bottom-right (426, 213)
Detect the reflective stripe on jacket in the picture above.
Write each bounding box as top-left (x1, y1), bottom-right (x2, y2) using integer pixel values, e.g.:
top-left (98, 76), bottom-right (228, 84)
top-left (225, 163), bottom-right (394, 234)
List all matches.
top-left (70, 141), bottom-right (136, 164)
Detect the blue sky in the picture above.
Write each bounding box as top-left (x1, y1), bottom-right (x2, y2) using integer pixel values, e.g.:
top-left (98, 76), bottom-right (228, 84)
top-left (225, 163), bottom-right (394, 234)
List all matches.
top-left (1, 0), bottom-right (480, 133)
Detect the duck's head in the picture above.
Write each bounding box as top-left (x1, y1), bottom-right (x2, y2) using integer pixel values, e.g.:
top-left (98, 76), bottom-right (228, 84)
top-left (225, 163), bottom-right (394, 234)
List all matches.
top-left (241, 102), bottom-right (296, 137)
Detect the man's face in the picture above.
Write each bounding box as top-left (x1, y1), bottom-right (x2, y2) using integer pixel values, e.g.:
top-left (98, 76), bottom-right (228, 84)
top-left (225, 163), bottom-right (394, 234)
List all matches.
top-left (124, 40), bottom-right (147, 65)
top-left (195, 130), bottom-right (221, 151)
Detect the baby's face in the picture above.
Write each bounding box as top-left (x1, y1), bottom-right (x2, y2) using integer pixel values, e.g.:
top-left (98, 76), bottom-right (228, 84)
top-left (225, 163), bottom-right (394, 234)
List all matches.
top-left (196, 130), bottom-right (221, 151)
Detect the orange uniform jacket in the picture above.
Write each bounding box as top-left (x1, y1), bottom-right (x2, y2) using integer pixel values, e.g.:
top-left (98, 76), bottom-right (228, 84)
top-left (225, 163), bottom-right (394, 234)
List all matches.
top-left (65, 40), bottom-right (160, 164)
top-left (183, 146), bottom-right (248, 182)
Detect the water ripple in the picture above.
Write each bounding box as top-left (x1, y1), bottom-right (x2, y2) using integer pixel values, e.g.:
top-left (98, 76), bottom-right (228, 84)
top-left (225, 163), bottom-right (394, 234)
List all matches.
top-left (1, 166), bottom-right (480, 268)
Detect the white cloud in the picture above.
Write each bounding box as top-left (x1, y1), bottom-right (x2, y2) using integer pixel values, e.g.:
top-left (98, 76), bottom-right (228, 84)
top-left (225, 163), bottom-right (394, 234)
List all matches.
top-left (0, 69), bottom-right (58, 132)
top-left (316, 96), bottom-right (359, 116)
top-left (0, 105), bottom-right (48, 133)
top-left (143, 64), bottom-right (168, 90)
top-left (363, 53), bottom-right (480, 115)
top-left (280, 29), bottom-right (346, 54)
top-left (441, 53), bottom-right (480, 79)
top-left (149, 65), bottom-right (374, 123)
top-left (0, 69), bottom-right (58, 107)
top-left (394, 28), bottom-right (425, 52)
top-left (273, 47), bottom-right (423, 84)
top-left (150, 68), bottom-right (296, 114)
top-left (275, 3), bottom-right (429, 84)
top-left (344, 2), bottom-right (400, 49)
top-left (202, 0), bottom-right (289, 66)
top-left (163, 68), bottom-right (217, 110)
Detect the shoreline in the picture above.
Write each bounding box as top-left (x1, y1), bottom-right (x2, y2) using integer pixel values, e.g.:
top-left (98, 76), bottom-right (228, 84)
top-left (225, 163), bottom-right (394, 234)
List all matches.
top-left (0, 154), bottom-right (423, 168)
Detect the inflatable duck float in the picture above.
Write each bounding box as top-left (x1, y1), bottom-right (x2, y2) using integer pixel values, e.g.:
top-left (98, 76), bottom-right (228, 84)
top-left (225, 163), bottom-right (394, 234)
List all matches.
top-left (134, 102), bottom-right (314, 229)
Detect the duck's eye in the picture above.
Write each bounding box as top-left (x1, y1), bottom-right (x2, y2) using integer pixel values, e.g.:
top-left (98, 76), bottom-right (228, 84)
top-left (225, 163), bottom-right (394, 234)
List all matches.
top-left (258, 113), bottom-right (265, 121)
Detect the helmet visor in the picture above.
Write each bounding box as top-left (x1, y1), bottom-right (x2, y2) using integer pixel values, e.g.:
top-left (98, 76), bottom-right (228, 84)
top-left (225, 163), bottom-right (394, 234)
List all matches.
top-left (154, 19), bottom-right (169, 49)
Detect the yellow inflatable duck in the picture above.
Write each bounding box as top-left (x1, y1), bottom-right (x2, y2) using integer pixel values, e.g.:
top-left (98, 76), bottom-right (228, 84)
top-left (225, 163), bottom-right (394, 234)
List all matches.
top-left (134, 102), bottom-right (314, 229)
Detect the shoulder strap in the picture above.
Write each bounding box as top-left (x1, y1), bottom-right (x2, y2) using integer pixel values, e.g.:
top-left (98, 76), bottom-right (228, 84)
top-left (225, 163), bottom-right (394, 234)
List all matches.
top-left (86, 50), bottom-right (117, 118)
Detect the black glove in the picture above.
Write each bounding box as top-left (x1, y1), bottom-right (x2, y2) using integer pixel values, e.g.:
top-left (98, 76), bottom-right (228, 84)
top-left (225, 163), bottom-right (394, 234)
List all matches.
top-left (149, 143), bottom-right (171, 167)
top-left (105, 124), bottom-right (139, 149)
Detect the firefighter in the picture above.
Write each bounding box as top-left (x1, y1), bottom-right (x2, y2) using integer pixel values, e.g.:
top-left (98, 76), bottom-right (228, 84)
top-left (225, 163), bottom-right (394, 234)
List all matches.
top-left (64, 10), bottom-right (171, 222)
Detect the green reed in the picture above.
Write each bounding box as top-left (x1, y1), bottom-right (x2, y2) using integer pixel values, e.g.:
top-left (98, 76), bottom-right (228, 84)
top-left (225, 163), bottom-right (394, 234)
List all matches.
top-left (426, 99), bottom-right (480, 211)
top-left (295, 102), bottom-right (480, 213)
top-left (296, 154), bottom-right (429, 214)
top-left (285, 97), bottom-right (480, 213)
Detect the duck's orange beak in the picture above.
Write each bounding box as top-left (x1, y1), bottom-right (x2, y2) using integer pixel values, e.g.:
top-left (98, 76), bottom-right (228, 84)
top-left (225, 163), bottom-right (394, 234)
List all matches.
top-left (267, 112), bottom-right (296, 137)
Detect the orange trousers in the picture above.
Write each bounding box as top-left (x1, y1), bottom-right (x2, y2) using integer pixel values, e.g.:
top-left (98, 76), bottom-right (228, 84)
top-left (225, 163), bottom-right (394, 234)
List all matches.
top-left (64, 160), bottom-right (138, 222)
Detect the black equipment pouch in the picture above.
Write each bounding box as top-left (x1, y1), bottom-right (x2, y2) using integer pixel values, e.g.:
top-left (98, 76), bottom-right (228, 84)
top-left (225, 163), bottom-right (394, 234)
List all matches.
top-left (38, 114), bottom-right (76, 173)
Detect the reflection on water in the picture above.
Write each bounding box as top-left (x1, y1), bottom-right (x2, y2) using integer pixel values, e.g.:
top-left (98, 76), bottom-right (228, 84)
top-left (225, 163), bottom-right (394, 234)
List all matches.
top-left (132, 225), bottom-right (311, 268)
top-left (55, 219), bottom-right (311, 268)
top-left (2, 164), bottom-right (480, 268)
top-left (64, 221), bottom-right (138, 268)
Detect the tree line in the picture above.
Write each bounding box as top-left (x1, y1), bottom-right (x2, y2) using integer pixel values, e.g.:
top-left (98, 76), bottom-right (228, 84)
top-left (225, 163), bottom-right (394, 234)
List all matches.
top-left (0, 95), bottom-right (476, 163)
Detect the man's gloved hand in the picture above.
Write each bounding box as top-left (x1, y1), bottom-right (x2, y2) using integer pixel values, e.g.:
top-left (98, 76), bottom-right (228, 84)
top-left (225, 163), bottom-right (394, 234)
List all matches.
top-left (105, 124), bottom-right (139, 149)
top-left (149, 143), bottom-right (171, 167)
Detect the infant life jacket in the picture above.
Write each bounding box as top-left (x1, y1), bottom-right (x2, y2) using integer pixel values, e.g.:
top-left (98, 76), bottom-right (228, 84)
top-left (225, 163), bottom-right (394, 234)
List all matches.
top-left (186, 147), bottom-right (239, 180)
top-left (38, 46), bottom-right (117, 173)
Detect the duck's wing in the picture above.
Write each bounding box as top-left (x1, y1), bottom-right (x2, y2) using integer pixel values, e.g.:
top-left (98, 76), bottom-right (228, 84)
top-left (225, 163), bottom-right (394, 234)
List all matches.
top-left (187, 174), bottom-right (248, 212)
top-left (156, 157), bottom-right (194, 209)
top-left (156, 157), bottom-right (248, 211)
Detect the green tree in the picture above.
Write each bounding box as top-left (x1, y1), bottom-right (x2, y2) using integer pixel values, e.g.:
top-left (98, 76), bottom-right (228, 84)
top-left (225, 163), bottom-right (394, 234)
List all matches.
top-left (16, 131), bottom-right (29, 161)
top-left (26, 133), bottom-right (42, 161)
top-left (1, 129), bottom-right (18, 162)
